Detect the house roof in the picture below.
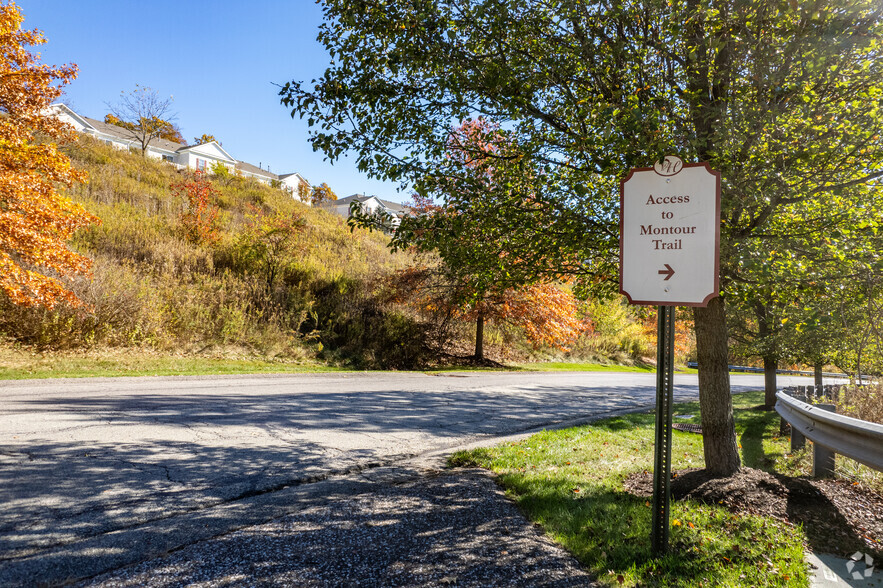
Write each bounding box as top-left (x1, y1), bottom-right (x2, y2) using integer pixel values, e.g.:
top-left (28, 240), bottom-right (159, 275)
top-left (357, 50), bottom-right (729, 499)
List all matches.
top-left (82, 116), bottom-right (186, 153)
top-left (50, 103), bottom-right (94, 130)
top-left (176, 140), bottom-right (237, 163)
top-left (235, 160), bottom-right (277, 180)
top-left (332, 194), bottom-right (406, 213)
top-left (278, 172), bottom-right (311, 187)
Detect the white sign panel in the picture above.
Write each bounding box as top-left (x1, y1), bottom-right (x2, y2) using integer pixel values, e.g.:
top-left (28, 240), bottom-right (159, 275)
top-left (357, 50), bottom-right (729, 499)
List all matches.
top-left (620, 156), bottom-right (720, 306)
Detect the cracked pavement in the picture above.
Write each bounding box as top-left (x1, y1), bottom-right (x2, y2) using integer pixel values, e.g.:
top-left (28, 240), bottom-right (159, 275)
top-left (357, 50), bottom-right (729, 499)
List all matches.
top-left (0, 370), bottom-right (816, 584)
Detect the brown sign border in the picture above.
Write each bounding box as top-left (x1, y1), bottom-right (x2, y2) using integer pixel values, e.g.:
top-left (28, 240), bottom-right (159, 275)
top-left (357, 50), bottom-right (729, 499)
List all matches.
top-left (619, 161), bottom-right (721, 307)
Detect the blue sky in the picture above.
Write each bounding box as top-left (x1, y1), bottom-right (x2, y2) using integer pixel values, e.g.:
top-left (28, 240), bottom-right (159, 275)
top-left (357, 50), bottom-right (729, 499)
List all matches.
top-left (19, 0), bottom-right (406, 201)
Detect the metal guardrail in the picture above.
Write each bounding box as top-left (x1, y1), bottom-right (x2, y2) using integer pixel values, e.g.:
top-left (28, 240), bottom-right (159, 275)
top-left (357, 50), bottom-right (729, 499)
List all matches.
top-left (775, 391), bottom-right (883, 473)
top-left (685, 362), bottom-right (857, 379)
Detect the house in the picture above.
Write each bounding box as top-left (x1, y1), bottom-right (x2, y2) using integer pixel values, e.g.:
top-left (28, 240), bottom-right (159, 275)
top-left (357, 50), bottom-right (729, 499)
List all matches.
top-left (175, 142), bottom-right (237, 174)
top-left (234, 159), bottom-right (277, 184)
top-left (48, 103), bottom-right (312, 205)
top-left (278, 173), bottom-right (311, 200)
top-left (321, 193), bottom-right (407, 229)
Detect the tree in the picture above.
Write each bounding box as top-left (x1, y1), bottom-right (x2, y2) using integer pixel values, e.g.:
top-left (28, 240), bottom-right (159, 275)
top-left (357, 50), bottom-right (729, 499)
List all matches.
top-left (106, 85), bottom-right (178, 154)
top-left (104, 113), bottom-right (184, 144)
top-left (283, 0), bottom-right (883, 476)
top-left (194, 133), bottom-right (218, 146)
top-left (728, 298), bottom-right (789, 407)
top-left (234, 205), bottom-right (306, 294)
top-left (838, 272), bottom-right (883, 379)
top-left (311, 182), bottom-right (338, 205)
top-left (0, 2), bottom-right (99, 308)
top-left (389, 264), bottom-right (588, 359)
top-left (727, 178), bottom-right (883, 403)
top-left (280, 0), bottom-right (883, 474)
top-left (353, 118), bottom-right (573, 358)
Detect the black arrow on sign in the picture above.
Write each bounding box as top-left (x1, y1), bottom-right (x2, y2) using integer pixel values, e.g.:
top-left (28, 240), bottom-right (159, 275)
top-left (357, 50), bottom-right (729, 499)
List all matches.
top-left (658, 264), bottom-right (675, 281)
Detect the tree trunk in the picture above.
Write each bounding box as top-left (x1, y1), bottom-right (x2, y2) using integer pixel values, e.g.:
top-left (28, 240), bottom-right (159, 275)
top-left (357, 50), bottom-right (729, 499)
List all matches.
top-left (755, 303), bottom-right (778, 408)
top-left (693, 296), bottom-right (741, 476)
top-left (474, 308), bottom-right (484, 360)
top-left (763, 355), bottom-right (778, 408)
top-left (814, 362), bottom-right (823, 400)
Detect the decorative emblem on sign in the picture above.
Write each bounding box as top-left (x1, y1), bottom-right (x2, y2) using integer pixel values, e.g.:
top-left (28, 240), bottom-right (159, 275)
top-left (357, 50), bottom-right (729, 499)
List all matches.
top-left (653, 155), bottom-right (684, 177)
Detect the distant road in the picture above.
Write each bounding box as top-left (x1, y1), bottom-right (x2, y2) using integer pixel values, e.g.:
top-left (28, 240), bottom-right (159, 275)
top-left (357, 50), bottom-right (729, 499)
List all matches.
top-left (0, 371), bottom-right (818, 573)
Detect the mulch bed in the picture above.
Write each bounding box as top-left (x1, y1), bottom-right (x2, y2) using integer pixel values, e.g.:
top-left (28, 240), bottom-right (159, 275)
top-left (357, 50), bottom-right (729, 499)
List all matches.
top-left (623, 467), bottom-right (883, 557)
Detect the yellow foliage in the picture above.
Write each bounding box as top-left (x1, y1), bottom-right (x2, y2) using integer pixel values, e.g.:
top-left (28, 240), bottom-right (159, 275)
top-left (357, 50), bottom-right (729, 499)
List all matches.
top-left (0, 2), bottom-right (98, 308)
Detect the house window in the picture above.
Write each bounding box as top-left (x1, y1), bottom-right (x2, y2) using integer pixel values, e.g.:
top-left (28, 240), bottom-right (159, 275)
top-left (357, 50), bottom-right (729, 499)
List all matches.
top-left (196, 158), bottom-right (207, 171)
top-left (162, 155), bottom-right (174, 163)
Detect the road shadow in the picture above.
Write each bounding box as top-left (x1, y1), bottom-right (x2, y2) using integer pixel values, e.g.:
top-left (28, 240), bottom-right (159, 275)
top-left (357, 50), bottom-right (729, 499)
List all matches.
top-left (8, 471), bottom-right (596, 587)
top-left (0, 376), bottom-right (699, 566)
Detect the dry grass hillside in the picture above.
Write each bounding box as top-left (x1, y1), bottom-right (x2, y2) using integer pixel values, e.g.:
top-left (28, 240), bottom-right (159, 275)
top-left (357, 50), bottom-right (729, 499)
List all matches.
top-left (0, 137), bottom-right (436, 368)
top-left (0, 136), bottom-right (662, 370)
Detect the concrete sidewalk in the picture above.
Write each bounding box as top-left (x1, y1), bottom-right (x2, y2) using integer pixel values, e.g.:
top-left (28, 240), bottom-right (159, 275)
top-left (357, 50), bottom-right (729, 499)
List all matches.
top-left (809, 552), bottom-right (882, 587)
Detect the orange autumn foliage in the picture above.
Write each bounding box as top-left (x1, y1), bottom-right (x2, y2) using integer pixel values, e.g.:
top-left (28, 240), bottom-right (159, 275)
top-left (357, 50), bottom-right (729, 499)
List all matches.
top-left (487, 283), bottom-right (590, 351)
top-left (0, 2), bottom-right (98, 308)
top-left (173, 171), bottom-right (221, 245)
top-left (389, 267), bottom-right (589, 351)
top-left (641, 312), bottom-right (695, 359)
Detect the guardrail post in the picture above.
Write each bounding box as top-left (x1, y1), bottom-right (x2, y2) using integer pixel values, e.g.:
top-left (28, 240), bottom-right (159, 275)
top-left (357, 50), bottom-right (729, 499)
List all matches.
top-left (790, 422), bottom-right (806, 451)
top-left (780, 388), bottom-right (793, 435)
top-left (790, 388), bottom-right (807, 452)
top-left (812, 404), bottom-right (837, 478)
top-left (807, 385), bottom-right (815, 401)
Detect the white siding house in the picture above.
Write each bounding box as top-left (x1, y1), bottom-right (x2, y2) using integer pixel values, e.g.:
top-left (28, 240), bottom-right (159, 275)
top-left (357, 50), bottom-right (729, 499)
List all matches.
top-left (279, 173), bottom-right (311, 200)
top-left (48, 103), bottom-right (312, 205)
top-left (235, 160), bottom-right (277, 184)
top-left (174, 142), bottom-right (237, 173)
top-left (321, 194), bottom-right (407, 229)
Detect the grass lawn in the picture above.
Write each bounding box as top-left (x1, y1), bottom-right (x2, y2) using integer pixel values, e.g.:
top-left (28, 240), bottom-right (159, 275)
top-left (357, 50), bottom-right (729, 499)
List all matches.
top-left (0, 348), bottom-right (346, 380)
top-left (0, 347), bottom-right (703, 380)
top-left (450, 391), bottom-right (810, 587)
top-left (516, 361), bottom-right (701, 374)
top-left (516, 361), bottom-right (656, 373)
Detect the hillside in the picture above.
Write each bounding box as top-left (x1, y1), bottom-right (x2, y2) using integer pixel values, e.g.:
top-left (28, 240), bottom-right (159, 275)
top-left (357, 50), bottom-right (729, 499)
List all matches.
top-left (0, 136), bottom-right (664, 372)
top-left (0, 136), bottom-right (435, 368)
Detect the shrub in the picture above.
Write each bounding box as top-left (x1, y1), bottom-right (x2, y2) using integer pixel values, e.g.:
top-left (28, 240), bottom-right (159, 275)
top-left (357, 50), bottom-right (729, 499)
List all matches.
top-left (305, 276), bottom-right (430, 369)
top-left (231, 205), bottom-right (306, 294)
top-left (173, 171), bottom-right (222, 245)
top-left (210, 160), bottom-right (231, 179)
top-left (836, 383), bottom-right (883, 425)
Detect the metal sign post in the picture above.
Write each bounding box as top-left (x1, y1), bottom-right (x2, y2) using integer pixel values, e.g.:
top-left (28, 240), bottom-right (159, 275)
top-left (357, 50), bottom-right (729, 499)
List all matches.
top-left (651, 305), bottom-right (675, 555)
top-left (619, 155), bottom-right (720, 556)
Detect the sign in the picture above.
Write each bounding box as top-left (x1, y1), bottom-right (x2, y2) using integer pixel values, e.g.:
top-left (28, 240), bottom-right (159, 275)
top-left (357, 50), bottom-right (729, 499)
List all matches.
top-left (620, 155), bottom-right (721, 306)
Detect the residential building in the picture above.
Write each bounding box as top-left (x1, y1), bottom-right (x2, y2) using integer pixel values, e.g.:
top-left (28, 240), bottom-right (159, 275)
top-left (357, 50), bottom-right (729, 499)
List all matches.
top-left (48, 103), bottom-right (312, 205)
top-left (321, 193), bottom-right (407, 229)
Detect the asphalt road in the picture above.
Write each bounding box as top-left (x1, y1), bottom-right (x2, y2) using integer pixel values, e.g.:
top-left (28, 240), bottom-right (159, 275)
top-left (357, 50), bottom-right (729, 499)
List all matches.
top-left (0, 370), bottom-right (817, 584)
